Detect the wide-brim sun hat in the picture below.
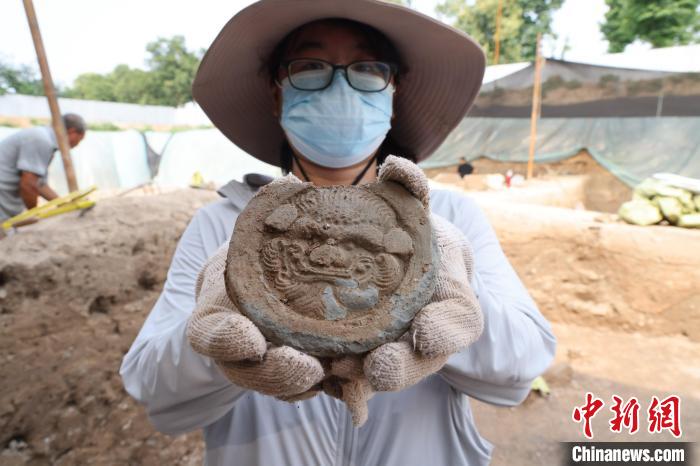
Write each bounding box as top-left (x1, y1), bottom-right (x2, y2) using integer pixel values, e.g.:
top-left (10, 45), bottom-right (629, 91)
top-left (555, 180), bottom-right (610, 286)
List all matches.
top-left (193, 0), bottom-right (485, 166)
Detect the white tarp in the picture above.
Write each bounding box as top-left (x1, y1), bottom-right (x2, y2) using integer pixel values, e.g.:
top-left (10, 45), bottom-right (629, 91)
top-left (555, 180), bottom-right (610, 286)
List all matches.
top-left (577, 44), bottom-right (700, 73)
top-left (483, 62), bottom-right (530, 84)
top-left (47, 130), bottom-right (151, 194)
top-left (481, 44), bottom-right (700, 88)
top-left (0, 94), bottom-right (211, 126)
top-left (1, 127), bottom-right (280, 196)
top-left (153, 129), bottom-right (280, 187)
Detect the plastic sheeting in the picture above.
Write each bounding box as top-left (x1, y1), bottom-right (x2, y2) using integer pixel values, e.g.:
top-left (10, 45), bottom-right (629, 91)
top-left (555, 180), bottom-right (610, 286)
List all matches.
top-left (0, 127), bottom-right (17, 142)
top-left (572, 44), bottom-right (700, 73)
top-left (5, 117), bottom-right (698, 192)
top-left (153, 129), bottom-right (280, 187)
top-left (144, 131), bottom-right (173, 155)
top-left (481, 59), bottom-right (677, 93)
top-left (421, 117), bottom-right (700, 187)
top-left (0, 94), bottom-right (211, 126)
top-left (0, 127), bottom-right (148, 193)
top-left (0, 127), bottom-right (280, 195)
top-left (47, 130), bottom-right (151, 194)
top-left (481, 53), bottom-right (695, 91)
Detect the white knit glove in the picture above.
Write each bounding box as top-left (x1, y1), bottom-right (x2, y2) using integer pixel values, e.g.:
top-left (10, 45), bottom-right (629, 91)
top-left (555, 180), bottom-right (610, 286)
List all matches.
top-left (187, 158), bottom-right (483, 419)
top-left (326, 156), bottom-right (484, 426)
top-left (186, 244), bottom-right (325, 399)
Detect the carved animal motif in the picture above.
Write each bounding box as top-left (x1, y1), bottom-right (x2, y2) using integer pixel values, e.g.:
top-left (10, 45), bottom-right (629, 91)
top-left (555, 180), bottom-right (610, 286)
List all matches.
top-left (226, 178), bottom-right (435, 357)
top-left (261, 188), bottom-right (411, 321)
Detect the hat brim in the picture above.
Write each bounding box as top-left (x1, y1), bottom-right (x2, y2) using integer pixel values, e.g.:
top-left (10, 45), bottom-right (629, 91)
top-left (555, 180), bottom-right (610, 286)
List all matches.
top-left (193, 0), bottom-right (485, 166)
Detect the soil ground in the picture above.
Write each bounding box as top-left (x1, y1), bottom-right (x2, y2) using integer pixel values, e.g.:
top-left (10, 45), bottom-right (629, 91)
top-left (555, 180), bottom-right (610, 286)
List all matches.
top-left (1, 178), bottom-right (698, 465)
top-left (475, 322), bottom-right (700, 465)
top-left (0, 190), bottom-right (216, 465)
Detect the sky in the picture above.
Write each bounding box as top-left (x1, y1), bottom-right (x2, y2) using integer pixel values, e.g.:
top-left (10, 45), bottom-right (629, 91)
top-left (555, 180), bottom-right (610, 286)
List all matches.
top-left (0, 0), bottom-right (612, 87)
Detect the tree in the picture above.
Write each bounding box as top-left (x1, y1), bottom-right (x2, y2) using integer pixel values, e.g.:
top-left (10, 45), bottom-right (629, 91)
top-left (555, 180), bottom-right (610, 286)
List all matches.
top-left (65, 36), bottom-right (203, 106)
top-left (0, 61), bottom-right (44, 96)
top-left (110, 65), bottom-right (153, 104)
top-left (64, 66), bottom-right (154, 103)
top-left (601, 0), bottom-right (700, 53)
top-left (144, 36), bottom-right (202, 106)
top-left (436, 0), bottom-right (564, 64)
top-left (437, 0), bottom-right (523, 64)
top-left (519, 0), bottom-right (564, 60)
top-left (64, 72), bottom-right (115, 101)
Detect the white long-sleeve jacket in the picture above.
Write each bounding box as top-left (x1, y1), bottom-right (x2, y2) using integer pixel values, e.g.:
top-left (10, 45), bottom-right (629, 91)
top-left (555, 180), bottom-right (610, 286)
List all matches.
top-left (120, 181), bottom-right (556, 466)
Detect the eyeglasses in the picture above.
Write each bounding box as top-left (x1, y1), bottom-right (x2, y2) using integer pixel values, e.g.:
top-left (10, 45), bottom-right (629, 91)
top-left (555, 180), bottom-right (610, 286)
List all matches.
top-left (278, 58), bottom-right (396, 92)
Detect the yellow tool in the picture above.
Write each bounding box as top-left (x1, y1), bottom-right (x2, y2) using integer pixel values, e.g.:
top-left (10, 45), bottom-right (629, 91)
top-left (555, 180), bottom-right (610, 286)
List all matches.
top-left (1, 185), bottom-right (97, 233)
top-left (190, 171), bottom-right (205, 188)
top-left (531, 375), bottom-right (551, 396)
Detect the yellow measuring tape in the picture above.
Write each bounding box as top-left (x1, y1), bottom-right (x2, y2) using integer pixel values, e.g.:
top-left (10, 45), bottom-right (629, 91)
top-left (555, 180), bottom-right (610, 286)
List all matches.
top-left (1, 185), bottom-right (97, 232)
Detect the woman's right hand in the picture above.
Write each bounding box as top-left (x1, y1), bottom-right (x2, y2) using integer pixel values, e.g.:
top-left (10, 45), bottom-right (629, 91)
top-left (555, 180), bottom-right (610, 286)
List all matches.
top-left (186, 245), bottom-right (325, 399)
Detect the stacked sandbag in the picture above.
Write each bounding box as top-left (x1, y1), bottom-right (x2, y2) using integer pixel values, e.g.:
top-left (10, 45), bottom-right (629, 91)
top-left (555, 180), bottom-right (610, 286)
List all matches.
top-left (619, 178), bottom-right (700, 228)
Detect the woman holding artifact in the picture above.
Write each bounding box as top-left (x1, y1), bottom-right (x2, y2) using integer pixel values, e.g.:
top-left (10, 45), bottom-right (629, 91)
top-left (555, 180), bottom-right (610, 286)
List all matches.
top-left (121, 1), bottom-right (556, 464)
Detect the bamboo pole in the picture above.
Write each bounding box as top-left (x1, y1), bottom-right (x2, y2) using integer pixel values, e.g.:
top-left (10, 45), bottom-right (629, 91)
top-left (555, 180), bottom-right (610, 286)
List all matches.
top-left (22, 0), bottom-right (78, 192)
top-left (526, 32), bottom-right (544, 180)
top-left (493, 0), bottom-right (504, 64)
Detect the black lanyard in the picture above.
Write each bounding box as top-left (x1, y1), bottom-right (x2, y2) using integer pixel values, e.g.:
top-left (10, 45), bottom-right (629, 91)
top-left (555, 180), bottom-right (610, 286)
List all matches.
top-left (292, 152), bottom-right (378, 186)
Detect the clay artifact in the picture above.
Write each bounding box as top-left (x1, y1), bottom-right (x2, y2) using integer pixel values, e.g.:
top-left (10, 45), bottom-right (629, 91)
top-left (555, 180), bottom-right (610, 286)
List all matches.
top-left (225, 177), bottom-right (436, 357)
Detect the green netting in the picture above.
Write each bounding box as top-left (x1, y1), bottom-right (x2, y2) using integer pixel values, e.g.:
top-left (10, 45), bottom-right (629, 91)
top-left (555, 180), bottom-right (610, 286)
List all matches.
top-left (421, 117), bottom-right (700, 187)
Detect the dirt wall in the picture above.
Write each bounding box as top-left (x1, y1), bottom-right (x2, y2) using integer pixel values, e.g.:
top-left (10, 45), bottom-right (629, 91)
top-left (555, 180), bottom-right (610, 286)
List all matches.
top-left (431, 175), bottom-right (589, 210)
top-left (425, 150), bottom-right (632, 213)
top-left (478, 199), bottom-right (700, 341)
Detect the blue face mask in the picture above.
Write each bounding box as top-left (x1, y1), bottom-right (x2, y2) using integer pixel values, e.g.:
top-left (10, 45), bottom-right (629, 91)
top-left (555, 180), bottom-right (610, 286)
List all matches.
top-left (280, 70), bottom-right (394, 169)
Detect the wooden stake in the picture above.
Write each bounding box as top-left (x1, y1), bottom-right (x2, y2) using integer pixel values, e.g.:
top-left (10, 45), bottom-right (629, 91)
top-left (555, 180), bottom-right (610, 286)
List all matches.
top-left (22, 0), bottom-right (78, 192)
top-left (527, 32), bottom-right (544, 180)
top-left (493, 0), bottom-right (504, 65)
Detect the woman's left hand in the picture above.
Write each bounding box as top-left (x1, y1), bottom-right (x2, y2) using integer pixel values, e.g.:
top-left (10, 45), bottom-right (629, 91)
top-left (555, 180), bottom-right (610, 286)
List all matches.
top-left (325, 157), bottom-right (484, 426)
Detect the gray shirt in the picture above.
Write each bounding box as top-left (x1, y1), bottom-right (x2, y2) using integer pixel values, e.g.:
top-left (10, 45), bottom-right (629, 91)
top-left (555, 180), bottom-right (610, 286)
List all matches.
top-left (0, 126), bottom-right (57, 221)
top-left (121, 182), bottom-right (557, 466)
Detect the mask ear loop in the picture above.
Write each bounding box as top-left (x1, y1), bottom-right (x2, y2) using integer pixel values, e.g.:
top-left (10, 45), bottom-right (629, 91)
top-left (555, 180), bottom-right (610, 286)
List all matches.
top-left (292, 152), bottom-right (378, 186)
